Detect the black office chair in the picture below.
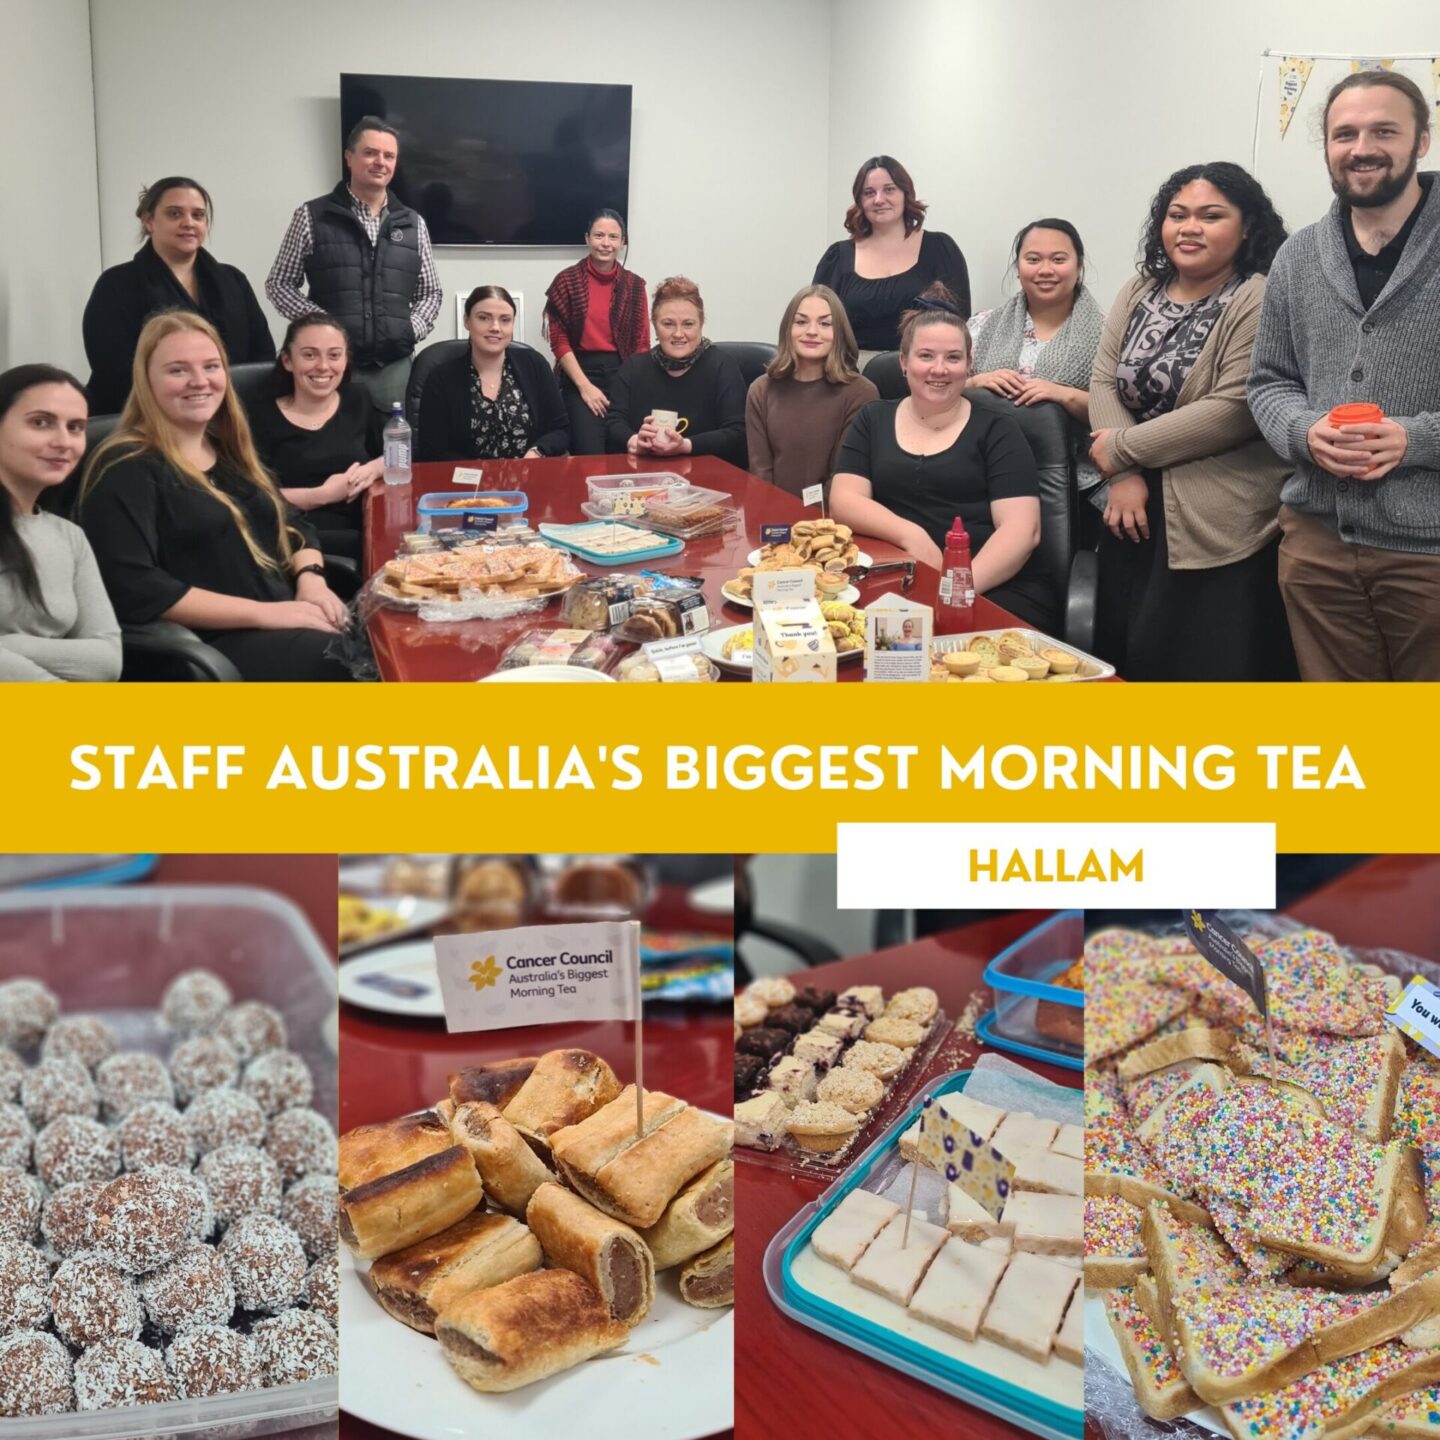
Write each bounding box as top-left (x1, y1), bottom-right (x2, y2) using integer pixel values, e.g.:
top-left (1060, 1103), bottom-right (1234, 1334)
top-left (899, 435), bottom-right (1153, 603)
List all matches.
top-left (228, 361), bottom-right (275, 412)
top-left (733, 858), bottom-right (841, 986)
top-left (860, 351), bottom-right (1094, 648)
top-left (120, 623), bottom-right (243, 681)
top-left (711, 340), bottom-right (776, 388)
top-left (404, 339), bottom-right (467, 443)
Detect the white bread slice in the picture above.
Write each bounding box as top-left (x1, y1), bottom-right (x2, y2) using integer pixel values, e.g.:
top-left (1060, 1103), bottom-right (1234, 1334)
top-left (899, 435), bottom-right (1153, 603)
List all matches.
top-left (1104, 1285), bottom-right (1199, 1420)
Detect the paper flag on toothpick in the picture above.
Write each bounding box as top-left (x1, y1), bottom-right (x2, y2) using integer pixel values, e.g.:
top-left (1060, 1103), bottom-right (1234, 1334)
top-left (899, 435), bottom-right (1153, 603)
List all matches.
top-left (1278, 55), bottom-right (1314, 139)
top-left (1386, 976), bottom-right (1440, 1062)
top-left (1352, 57), bottom-right (1395, 73)
top-left (917, 1095), bottom-right (1014, 1218)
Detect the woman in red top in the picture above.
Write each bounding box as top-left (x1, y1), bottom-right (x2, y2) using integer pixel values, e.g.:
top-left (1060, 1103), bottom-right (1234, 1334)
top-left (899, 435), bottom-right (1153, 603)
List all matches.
top-left (543, 209), bottom-right (650, 454)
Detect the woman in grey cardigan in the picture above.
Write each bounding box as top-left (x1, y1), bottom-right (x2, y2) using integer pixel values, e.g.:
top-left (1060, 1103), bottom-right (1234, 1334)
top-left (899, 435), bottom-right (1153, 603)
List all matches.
top-left (0, 365), bottom-right (121, 681)
top-left (1088, 163), bottom-right (1296, 681)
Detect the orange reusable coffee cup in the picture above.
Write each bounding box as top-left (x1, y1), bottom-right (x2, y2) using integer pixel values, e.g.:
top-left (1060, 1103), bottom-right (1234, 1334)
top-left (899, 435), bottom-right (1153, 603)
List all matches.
top-left (1328, 402), bottom-right (1384, 428)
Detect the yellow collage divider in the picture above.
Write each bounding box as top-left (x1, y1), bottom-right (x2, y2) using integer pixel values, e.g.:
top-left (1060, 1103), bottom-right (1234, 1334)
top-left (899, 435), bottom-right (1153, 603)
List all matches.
top-left (5, 683), bottom-right (1431, 853)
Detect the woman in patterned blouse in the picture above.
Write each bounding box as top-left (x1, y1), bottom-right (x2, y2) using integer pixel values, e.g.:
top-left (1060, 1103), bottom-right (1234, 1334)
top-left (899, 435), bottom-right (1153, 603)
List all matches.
top-left (415, 286), bottom-right (569, 462)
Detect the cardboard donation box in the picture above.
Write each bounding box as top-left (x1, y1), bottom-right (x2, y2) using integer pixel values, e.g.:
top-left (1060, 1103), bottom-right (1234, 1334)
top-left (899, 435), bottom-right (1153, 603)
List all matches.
top-left (753, 598), bottom-right (838, 683)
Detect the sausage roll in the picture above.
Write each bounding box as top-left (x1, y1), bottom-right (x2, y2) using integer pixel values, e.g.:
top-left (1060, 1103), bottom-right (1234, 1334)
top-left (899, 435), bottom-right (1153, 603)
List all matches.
top-left (448, 1102), bottom-right (552, 1217)
top-left (449, 1057), bottom-right (539, 1110)
top-left (501, 1049), bottom-right (621, 1152)
top-left (637, 1157), bottom-right (734, 1270)
top-left (679, 1234), bottom-right (734, 1308)
top-left (338, 1145), bottom-right (483, 1259)
top-left (339, 1110), bottom-right (455, 1192)
top-left (525, 1182), bottom-right (654, 1326)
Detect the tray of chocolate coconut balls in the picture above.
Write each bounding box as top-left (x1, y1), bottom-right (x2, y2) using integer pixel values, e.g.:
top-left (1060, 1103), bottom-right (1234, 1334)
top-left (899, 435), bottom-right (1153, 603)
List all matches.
top-left (0, 885), bottom-right (338, 1437)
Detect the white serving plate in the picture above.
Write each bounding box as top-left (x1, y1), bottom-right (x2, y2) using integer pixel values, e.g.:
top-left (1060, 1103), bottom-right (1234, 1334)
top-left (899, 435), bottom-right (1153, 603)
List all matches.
top-left (339, 894), bottom-right (451, 959)
top-left (479, 666), bottom-right (617, 683)
top-left (340, 1111), bottom-right (734, 1440)
top-left (720, 582), bottom-right (860, 611)
top-left (747, 547), bottom-right (872, 568)
top-left (337, 939), bottom-right (445, 1017)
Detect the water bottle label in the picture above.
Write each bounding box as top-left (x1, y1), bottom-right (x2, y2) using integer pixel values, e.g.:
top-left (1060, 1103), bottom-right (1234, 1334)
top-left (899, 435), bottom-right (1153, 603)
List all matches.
top-left (386, 441), bottom-right (410, 469)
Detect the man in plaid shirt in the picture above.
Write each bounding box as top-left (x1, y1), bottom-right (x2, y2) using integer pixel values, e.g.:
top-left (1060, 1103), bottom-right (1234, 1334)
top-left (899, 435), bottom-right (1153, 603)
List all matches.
top-left (267, 116), bottom-right (441, 411)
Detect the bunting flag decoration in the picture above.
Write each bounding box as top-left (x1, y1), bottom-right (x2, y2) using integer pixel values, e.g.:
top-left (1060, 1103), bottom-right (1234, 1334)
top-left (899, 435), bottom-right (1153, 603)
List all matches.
top-left (1351, 57), bottom-right (1395, 73)
top-left (1278, 56), bottom-right (1314, 139)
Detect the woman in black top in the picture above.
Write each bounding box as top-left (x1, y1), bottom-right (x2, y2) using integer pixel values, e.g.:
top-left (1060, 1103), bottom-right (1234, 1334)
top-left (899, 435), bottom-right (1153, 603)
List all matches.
top-left (831, 284), bottom-right (1051, 630)
top-left (604, 276), bottom-right (747, 466)
top-left (79, 311), bottom-right (353, 681)
top-left (415, 286), bottom-right (568, 462)
top-left (247, 314), bottom-right (382, 561)
top-left (813, 157), bottom-right (970, 358)
top-left (83, 177), bottom-right (275, 415)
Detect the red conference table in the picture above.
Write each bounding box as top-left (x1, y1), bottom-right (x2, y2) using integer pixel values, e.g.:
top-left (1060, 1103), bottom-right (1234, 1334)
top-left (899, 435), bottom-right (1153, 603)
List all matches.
top-left (363, 455), bottom-right (1028, 682)
top-left (338, 882), bottom-right (734, 1440)
top-left (735, 909), bottom-right (1080, 1440)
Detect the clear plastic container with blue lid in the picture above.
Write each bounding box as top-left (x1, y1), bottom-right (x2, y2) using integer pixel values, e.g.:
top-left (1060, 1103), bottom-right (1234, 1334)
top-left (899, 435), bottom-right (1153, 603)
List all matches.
top-left (416, 491), bottom-right (529, 532)
top-left (980, 910), bottom-right (1083, 1067)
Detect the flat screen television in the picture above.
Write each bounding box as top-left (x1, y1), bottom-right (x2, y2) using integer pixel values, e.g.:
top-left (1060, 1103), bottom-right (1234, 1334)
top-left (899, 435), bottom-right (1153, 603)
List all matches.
top-left (339, 73), bottom-right (632, 247)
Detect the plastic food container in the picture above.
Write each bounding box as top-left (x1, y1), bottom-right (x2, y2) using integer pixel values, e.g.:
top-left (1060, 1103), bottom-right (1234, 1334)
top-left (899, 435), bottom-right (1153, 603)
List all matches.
top-left (981, 910), bottom-right (1084, 1066)
top-left (559, 574), bottom-right (653, 631)
top-left (0, 884), bottom-right (337, 1440)
top-left (616, 650), bottom-right (719, 683)
top-left (0, 856), bottom-right (158, 889)
top-left (615, 591), bottom-right (710, 643)
top-left (495, 627), bottom-right (622, 672)
top-left (583, 472), bottom-right (688, 516)
top-left (416, 491), bottom-right (529, 532)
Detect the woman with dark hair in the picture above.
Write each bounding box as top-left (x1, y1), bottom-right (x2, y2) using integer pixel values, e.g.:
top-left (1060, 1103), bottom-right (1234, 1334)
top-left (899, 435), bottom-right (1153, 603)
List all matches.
top-left (745, 285), bottom-right (877, 497)
top-left (812, 157), bottom-right (970, 361)
top-left (83, 177), bottom-right (275, 414)
top-left (0, 365), bottom-right (121, 681)
top-left (1089, 161), bottom-right (1295, 680)
top-left (544, 210), bottom-right (650, 455)
top-left (605, 277), bottom-right (747, 465)
top-left (830, 283), bottom-right (1051, 629)
top-left (246, 313), bottom-right (382, 561)
top-left (78, 311), bottom-right (354, 682)
top-left (415, 286), bottom-right (569, 461)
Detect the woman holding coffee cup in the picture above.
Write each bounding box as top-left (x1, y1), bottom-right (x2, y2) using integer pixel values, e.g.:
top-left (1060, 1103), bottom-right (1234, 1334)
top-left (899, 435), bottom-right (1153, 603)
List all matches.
top-left (604, 277), bottom-right (747, 466)
top-left (415, 285), bottom-right (569, 462)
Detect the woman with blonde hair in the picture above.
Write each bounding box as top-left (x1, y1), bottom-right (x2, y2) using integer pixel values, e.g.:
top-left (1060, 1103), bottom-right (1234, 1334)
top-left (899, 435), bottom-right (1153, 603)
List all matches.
top-left (79, 310), bottom-right (354, 681)
top-left (745, 285), bottom-right (878, 497)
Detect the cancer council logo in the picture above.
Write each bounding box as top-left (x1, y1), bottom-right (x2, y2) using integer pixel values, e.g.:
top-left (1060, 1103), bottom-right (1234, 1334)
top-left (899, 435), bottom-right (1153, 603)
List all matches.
top-left (469, 956), bottom-right (502, 992)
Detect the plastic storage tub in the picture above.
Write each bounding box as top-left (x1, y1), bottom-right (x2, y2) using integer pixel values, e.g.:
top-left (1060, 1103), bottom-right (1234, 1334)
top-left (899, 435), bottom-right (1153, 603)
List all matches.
top-left (0, 884), bottom-right (338, 1440)
top-left (416, 491), bottom-right (529, 532)
top-left (0, 856), bottom-right (158, 889)
top-left (583, 472), bottom-right (688, 516)
top-left (981, 910), bottom-right (1083, 1068)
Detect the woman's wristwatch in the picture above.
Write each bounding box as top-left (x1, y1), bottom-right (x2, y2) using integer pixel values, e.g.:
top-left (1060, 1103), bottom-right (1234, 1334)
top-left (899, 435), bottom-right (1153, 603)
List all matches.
top-left (295, 564), bottom-right (326, 581)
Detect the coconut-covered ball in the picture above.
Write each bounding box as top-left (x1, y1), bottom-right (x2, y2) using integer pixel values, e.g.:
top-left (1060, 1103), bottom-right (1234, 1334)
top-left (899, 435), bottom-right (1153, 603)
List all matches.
top-left (219, 1214), bottom-right (306, 1312)
top-left (215, 1001), bottom-right (286, 1063)
top-left (0, 1170), bottom-right (42, 1245)
top-left (19, 1056), bottom-right (97, 1127)
top-left (118, 1101), bottom-right (193, 1172)
top-left (90, 1167), bottom-right (198, 1274)
top-left (0, 979), bottom-right (59, 1051)
top-left (183, 1088), bottom-right (267, 1155)
top-left (0, 1329), bottom-right (73, 1415)
top-left (251, 1307), bottom-right (337, 1385)
top-left (165, 1323), bottom-right (262, 1399)
top-left (301, 1251), bottom-right (338, 1327)
top-left (0, 1049), bottom-right (23, 1105)
top-left (160, 969), bottom-right (232, 1038)
top-left (241, 1050), bottom-right (312, 1118)
top-left (0, 1103), bottom-right (32, 1171)
top-left (40, 1180), bottom-right (105, 1258)
top-left (167, 1034), bottom-right (240, 1107)
top-left (95, 1052), bottom-right (174, 1122)
top-left (40, 1016), bottom-right (116, 1073)
top-left (0, 1241), bottom-right (50, 1334)
top-left (34, 1114), bottom-right (120, 1190)
top-left (170, 1166), bottom-right (216, 1243)
top-left (74, 1336), bottom-right (173, 1409)
top-left (265, 1108), bottom-right (336, 1186)
top-left (49, 1251), bottom-right (142, 1348)
top-left (281, 1176), bottom-right (335, 1261)
top-left (140, 1241), bottom-right (234, 1335)
top-left (197, 1143), bottom-right (281, 1227)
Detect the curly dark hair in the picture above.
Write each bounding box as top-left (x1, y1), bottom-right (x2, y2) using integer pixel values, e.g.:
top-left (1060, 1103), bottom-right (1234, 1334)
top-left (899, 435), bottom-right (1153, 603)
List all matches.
top-left (1137, 162), bottom-right (1288, 281)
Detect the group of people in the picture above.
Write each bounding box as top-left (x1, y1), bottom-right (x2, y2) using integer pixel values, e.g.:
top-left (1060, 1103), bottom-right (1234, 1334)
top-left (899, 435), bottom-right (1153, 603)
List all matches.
top-left (2, 71), bottom-right (1436, 682)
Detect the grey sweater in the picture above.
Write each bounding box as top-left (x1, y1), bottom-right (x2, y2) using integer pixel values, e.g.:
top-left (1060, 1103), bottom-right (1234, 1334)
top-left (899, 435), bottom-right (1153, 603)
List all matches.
top-left (1248, 176), bottom-right (1440, 553)
top-left (0, 511), bottom-right (122, 681)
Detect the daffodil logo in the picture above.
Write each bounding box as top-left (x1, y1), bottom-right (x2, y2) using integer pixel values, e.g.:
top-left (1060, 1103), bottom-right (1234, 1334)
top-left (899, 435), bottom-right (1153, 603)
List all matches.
top-left (469, 956), bottom-right (502, 991)
top-left (1190, 911), bottom-right (1206, 932)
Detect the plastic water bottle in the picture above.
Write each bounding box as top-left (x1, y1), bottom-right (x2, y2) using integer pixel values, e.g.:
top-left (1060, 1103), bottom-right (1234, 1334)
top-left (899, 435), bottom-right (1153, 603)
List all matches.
top-left (382, 403), bottom-right (412, 486)
top-left (939, 519), bottom-right (975, 615)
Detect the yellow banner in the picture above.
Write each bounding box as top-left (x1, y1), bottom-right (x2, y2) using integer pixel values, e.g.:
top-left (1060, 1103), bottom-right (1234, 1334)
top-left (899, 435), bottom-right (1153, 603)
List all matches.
top-left (1277, 55), bottom-right (1314, 139)
top-left (2, 683), bottom-right (1433, 854)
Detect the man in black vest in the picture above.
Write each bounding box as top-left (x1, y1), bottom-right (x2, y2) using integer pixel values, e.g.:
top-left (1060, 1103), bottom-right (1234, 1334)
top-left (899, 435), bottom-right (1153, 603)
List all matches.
top-left (267, 116), bottom-right (441, 411)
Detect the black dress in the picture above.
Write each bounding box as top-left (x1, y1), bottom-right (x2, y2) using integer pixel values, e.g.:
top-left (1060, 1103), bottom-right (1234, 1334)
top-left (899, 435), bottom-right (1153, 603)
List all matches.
top-left (79, 451), bottom-right (351, 681)
top-left (83, 244), bottom-right (275, 414)
top-left (604, 347), bottom-right (748, 467)
top-left (248, 387), bottom-right (382, 560)
top-left (835, 400), bottom-right (1055, 630)
top-left (812, 232), bottom-right (971, 352)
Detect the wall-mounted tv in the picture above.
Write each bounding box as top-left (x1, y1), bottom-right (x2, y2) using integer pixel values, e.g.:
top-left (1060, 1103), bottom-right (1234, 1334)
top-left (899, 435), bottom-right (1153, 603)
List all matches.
top-left (339, 73), bottom-right (632, 247)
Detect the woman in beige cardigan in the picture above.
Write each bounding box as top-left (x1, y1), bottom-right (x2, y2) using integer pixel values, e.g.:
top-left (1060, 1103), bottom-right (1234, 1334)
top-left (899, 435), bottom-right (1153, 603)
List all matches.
top-left (1089, 162), bottom-right (1296, 680)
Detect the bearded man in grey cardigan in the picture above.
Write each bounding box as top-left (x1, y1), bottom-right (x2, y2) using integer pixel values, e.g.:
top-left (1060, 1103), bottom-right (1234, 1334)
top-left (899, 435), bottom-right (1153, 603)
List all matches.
top-left (1248, 70), bottom-right (1440, 681)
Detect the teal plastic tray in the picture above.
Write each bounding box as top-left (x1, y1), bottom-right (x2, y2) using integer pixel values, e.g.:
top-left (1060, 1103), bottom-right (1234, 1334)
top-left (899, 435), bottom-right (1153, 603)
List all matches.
top-left (763, 1069), bottom-right (1084, 1439)
top-left (539, 522), bottom-right (684, 566)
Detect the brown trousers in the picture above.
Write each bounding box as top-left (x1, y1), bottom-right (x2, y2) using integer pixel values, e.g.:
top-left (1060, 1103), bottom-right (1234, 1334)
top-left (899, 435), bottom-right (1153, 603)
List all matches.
top-left (1277, 505), bottom-right (1440, 681)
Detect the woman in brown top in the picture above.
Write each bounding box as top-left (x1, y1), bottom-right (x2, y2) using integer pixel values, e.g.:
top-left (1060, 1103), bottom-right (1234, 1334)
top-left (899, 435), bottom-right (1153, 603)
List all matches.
top-left (745, 286), bottom-right (877, 496)
top-left (1089, 162), bottom-right (1295, 681)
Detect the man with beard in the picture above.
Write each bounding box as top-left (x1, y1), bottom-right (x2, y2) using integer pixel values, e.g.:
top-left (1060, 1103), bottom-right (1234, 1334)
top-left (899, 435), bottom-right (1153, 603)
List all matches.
top-left (1248, 71), bottom-right (1439, 680)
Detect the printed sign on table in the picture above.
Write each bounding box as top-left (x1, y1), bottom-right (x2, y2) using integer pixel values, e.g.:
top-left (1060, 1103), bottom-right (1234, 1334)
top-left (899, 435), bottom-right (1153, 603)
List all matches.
top-left (1387, 976), bottom-right (1440, 1062)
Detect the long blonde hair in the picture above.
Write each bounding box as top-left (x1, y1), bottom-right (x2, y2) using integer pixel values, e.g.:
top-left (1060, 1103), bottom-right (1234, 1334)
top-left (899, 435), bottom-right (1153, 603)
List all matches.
top-left (767, 285), bottom-right (861, 384)
top-left (81, 311), bottom-right (300, 574)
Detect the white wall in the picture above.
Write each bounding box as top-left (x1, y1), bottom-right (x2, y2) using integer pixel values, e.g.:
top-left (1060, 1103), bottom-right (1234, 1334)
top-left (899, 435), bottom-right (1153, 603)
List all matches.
top-left (85, 0), bottom-right (832, 356)
top-left (0, 0), bottom-right (100, 374)
top-left (828, 0), bottom-right (1440, 318)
